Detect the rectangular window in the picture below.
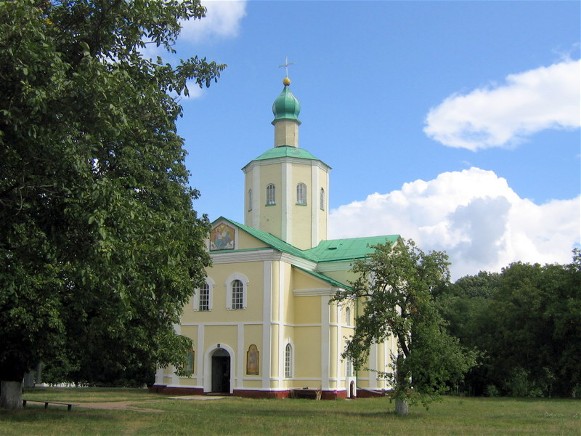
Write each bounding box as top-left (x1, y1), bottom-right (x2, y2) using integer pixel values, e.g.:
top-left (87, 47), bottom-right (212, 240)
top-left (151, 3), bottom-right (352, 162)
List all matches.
top-left (297, 183), bottom-right (307, 205)
top-left (266, 184), bottom-right (276, 206)
top-left (199, 284), bottom-right (210, 311)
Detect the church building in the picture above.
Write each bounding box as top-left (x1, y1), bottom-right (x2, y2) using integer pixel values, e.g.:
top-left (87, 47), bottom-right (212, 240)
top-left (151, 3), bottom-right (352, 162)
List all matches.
top-left (154, 75), bottom-right (399, 399)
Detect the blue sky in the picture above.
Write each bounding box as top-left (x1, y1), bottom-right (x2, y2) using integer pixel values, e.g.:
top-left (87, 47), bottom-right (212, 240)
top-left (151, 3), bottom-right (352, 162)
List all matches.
top-left (162, 0), bottom-right (580, 279)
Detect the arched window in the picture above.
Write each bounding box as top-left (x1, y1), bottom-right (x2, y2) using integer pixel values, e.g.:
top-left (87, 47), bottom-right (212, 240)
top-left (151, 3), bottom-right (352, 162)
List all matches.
top-left (296, 183), bottom-right (307, 205)
top-left (320, 188), bottom-right (325, 211)
top-left (248, 189), bottom-right (253, 211)
top-left (346, 358), bottom-right (353, 377)
top-left (193, 278), bottom-right (214, 311)
top-left (232, 279), bottom-right (244, 309)
top-left (284, 343), bottom-right (293, 378)
top-left (226, 273), bottom-right (248, 310)
top-left (266, 183), bottom-right (276, 206)
top-left (185, 349), bottom-right (195, 375)
top-left (345, 307), bottom-right (351, 326)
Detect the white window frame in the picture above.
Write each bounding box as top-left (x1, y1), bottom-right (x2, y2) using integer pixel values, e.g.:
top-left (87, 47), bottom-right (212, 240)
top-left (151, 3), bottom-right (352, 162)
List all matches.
top-left (266, 183), bottom-right (276, 206)
top-left (225, 272), bottom-right (248, 310)
top-left (296, 182), bottom-right (307, 205)
top-left (193, 278), bottom-right (214, 311)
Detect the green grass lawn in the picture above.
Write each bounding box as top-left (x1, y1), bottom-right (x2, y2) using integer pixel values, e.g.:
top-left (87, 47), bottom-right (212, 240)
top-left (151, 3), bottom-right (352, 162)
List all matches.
top-left (0, 388), bottom-right (579, 435)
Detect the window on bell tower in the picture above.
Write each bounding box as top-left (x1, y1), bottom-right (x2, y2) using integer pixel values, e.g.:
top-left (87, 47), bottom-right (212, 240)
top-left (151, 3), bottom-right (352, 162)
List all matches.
top-left (266, 184), bottom-right (276, 206)
top-left (320, 188), bottom-right (325, 211)
top-left (248, 189), bottom-right (253, 211)
top-left (296, 183), bottom-right (307, 205)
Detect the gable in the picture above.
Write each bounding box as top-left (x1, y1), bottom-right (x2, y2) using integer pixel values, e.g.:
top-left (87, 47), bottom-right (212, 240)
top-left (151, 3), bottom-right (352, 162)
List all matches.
top-left (209, 218), bottom-right (270, 251)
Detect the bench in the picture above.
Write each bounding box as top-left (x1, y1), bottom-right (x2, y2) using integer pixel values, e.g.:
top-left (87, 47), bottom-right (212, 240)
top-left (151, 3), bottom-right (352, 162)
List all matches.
top-left (22, 400), bottom-right (73, 411)
top-left (290, 388), bottom-right (321, 400)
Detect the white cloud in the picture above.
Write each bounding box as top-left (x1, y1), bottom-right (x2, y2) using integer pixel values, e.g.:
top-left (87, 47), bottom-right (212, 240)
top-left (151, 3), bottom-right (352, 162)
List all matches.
top-left (329, 168), bottom-right (580, 280)
top-left (180, 0), bottom-right (247, 43)
top-left (424, 60), bottom-right (581, 151)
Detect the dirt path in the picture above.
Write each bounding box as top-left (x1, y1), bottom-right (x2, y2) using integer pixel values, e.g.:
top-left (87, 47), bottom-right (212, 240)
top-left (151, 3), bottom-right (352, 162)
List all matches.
top-left (74, 400), bottom-right (163, 413)
top-left (74, 395), bottom-right (225, 413)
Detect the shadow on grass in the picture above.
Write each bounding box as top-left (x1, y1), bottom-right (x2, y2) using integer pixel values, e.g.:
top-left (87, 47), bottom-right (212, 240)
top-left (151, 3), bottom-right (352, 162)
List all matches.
top-left (0, 408), bottom-right (117, 424)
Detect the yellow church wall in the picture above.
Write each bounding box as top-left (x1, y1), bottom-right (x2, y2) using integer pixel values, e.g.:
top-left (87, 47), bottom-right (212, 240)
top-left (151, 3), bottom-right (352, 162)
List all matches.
top-left (270, 261), bottom-right (281, 327)
top-left (274, 119), bottom-right (299, 147)
top-left (278, 263), bottom-right (294, 322)
top-left (242, 380), bottom-right (263, 389)
top-left (319, 267), bottom-right (356, 287)
top-left (289, 164), bottom-right (313, 248)
top-left (329, 324), bottom-right (338, 384)
top-left (204, 325), bottom-right (238, 351)
top-left (270, 323), bottom-right (280, 380)
top-left (293, 296), bottom-right (321, 324)
top-left (294, 327), bottom-right (321, 378)
top-left (236, 230), bottom-right (269, 250)
top-left (292, 269), bottom-right (324, 290)
top-left (258, 165), bottom-right (283, 237)
top-left (243, 324), bottom-right (263, 352)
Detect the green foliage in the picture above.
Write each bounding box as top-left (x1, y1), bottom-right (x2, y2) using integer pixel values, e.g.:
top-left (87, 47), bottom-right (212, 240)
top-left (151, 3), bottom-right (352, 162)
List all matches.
top-left (439, 250), bottom-right (581, 397)
top-left (0, 0), bottom-right (224, 393)
top-left (334, 239), bottom-right (476, 412)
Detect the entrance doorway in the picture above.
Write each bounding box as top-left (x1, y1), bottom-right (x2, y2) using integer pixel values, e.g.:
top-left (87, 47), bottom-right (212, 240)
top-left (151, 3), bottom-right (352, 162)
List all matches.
top-left (211, 348), bottom-right (231, 393)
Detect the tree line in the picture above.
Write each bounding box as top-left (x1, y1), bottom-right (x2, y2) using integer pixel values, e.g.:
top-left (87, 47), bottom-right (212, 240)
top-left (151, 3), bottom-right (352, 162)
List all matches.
top-left (436, 250), bottom-right (580, 398)
top-left (335, 240), bottom-right (579, 415)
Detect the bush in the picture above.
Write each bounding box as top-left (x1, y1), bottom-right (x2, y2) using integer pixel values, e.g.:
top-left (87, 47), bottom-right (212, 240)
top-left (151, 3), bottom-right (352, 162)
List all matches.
top-left (485, 384), bottom-right (499, 397)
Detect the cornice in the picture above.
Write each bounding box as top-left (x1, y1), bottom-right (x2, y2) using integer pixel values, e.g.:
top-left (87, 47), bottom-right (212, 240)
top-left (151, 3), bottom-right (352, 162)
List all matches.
top-left (243, 156), bottom-right (330, 173)
top-left (293, 287), bottom-right (341, 297)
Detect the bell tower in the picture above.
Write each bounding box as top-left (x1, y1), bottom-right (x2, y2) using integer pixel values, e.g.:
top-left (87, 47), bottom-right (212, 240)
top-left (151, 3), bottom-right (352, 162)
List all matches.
top-left (242, 76), bottom-right (330, 250)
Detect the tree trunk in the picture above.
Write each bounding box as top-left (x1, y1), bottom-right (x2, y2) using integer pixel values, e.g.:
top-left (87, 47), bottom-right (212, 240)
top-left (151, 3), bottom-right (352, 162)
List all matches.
top-left (394, 352), bottom-right (410, 416)
top-left (0, 381), bottom-right (23, 410)
top-left (395, 397), bottom-right (409, 416)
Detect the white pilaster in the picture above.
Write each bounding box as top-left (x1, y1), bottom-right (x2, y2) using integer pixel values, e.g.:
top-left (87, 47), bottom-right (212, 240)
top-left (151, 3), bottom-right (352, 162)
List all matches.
top-left (251, 165), bottom-right (260, 228)
top-left (262, 261), bottom-right (272, 389)
top-left (369, 343), bottom-right (378, 389)
top-left (196, 325), bottom-right (205, 387)
top-left (282, 161), bottom-right (291, 243)
top-left (278, 263), bottom-right (285, 382)
top-left (336, 303), bottom-right (342, 388)
top-left (321, 295), bottom-right (330, 390)
top-left (311, 163), bottom-right (319, 247)
top-left (237, 323), bottom-right (244, 389)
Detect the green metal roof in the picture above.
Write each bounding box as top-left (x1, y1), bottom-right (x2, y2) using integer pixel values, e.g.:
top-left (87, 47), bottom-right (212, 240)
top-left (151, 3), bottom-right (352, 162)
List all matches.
top-left (306, 235), bottom-right (400, 262)
top-left (211, 218), bottom-right (400, 289)
top-left (251, 145), bottom-right (327, 164)
top-left (212, 218), bottom-right (399, 265)
top-left (272, 86), bottom-right (301, 123)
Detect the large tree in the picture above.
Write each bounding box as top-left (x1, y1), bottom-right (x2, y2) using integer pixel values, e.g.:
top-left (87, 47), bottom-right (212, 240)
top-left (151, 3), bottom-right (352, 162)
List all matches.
top-left (0, 0), bottom-right (224, 409)
top-left (334, 239), bottom-right (476, 415)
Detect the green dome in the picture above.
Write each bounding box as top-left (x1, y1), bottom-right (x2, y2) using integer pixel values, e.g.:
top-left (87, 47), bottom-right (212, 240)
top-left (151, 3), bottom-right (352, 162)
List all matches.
top-left (272, 84), bottom-right (301, 124)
